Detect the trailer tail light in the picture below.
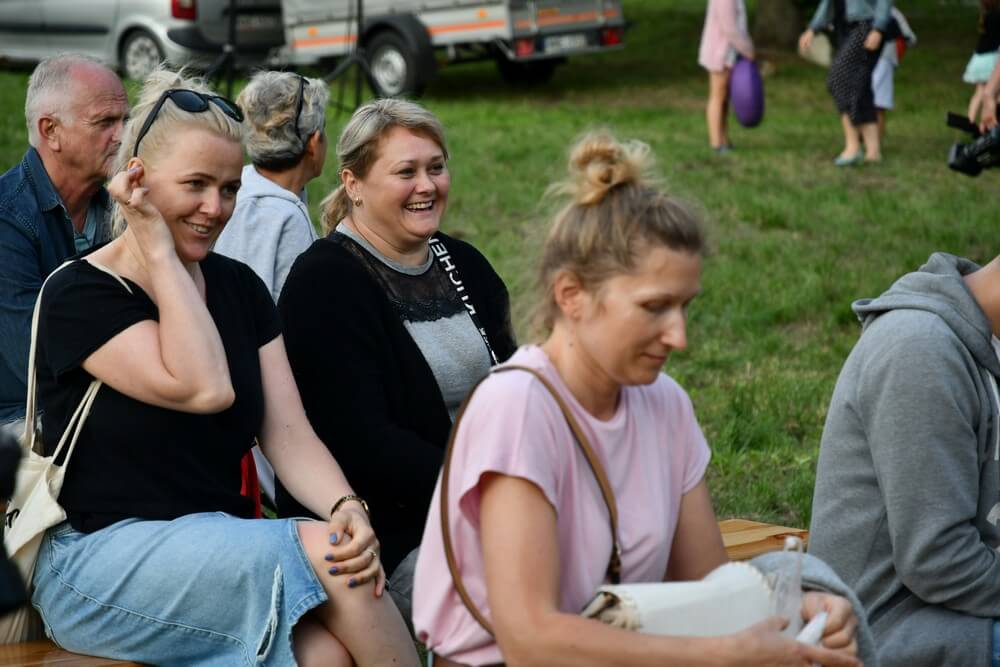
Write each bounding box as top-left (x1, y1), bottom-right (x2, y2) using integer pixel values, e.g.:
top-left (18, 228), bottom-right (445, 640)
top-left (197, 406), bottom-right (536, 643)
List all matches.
top-left (514, 38), bottom-right (535, 57)
top-left (600, 27), bottom-right (623, 47)
top-left (172, 0), bottom-right (197, 20)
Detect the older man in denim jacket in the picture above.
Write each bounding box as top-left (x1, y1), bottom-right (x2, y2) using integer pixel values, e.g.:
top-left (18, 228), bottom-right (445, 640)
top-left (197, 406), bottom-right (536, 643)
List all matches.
top-left (0, 54), bottom-right (128, 423)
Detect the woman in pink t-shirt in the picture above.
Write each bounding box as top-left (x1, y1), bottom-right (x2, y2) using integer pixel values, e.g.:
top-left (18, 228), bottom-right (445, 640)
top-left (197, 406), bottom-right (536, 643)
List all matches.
top-left (698, 0), bottom-right (755, 153)
top-left (413, 134), bottom-right (862, 667)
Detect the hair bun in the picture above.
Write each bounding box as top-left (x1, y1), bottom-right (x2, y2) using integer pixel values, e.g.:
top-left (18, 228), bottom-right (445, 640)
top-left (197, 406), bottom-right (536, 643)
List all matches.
top-left (566, 132), bottom-right (652, 206)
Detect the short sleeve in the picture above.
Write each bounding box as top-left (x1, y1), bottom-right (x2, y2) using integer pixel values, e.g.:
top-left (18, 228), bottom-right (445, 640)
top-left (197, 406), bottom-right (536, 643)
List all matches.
top-left (38, 261), bottom-right (153, 379)
top-left (451, 372), bottom-right (566, 525)
top-left (662, 378), bottom-right (711, 494)
top-left (239, 259), bottom-right (282, 348)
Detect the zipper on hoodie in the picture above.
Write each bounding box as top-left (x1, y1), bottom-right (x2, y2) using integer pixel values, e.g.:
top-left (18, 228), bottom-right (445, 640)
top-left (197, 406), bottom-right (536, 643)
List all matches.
top-left (990, 372), bottom-right (1000, 461)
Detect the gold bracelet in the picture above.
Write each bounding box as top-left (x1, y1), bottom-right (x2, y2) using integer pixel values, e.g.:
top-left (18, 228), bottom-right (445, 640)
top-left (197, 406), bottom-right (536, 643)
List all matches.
top-left (330, 494), bottom-right (370, 521)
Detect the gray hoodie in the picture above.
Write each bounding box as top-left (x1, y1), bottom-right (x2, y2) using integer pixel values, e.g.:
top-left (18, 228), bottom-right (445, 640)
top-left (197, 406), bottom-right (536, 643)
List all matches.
top-left (214, 164), bottom-right (318, 303)
top-left (810, 253), bottom-right (1000, 667)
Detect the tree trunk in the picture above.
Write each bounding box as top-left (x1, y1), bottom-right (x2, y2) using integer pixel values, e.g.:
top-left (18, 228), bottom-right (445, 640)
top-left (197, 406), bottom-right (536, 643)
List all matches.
top-left (752, 0), bottom-right (804, 49)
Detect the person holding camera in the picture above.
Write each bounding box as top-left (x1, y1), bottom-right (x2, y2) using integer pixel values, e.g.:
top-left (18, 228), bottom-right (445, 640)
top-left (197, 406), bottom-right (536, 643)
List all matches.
top-left (809, 252), bottom-right (1000, 667)
top-left (979, 49), bottom-right (1000, 130)
top-left (799, 0), bottom-right (893, 166)
top-left (964, 0), bottom-right (1000, 126)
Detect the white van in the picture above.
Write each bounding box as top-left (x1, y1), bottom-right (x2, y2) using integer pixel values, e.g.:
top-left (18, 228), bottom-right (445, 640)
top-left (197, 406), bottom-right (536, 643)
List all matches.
top-left (281, 0), bottom-right (626, 96)
top-left (0, 0), bottom-right (283, 80)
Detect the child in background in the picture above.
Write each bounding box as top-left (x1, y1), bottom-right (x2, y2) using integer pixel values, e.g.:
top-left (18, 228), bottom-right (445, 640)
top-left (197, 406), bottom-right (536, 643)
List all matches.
top-left (872, 8), bottom-right (917, 141)
top-left (964, 0), bottom-right (1000, 124)
top-left (698, 0), bottom-right (755, 154)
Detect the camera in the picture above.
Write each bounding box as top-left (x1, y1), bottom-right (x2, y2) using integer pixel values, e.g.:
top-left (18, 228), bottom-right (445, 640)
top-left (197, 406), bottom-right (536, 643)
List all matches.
top-left (0, 424), bottom-right (27, 616)
top-left (947, 111), bottom-right (1000, 176)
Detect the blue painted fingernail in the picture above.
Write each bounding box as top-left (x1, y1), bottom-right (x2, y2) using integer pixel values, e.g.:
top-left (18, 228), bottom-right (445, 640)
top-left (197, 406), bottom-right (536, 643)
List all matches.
top-left (324, 553), bottom-right (333, 561)
top-left (329, 533), bottom-right (338, 544)
top-left (328, 566), bottom-right (338, 575)
top-left (348, 578), bottom-right (357, 588)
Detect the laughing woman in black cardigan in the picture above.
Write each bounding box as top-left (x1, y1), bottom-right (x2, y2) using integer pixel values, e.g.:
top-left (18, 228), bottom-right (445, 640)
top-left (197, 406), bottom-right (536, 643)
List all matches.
top-left (276, 99), bottom-right (516, 621)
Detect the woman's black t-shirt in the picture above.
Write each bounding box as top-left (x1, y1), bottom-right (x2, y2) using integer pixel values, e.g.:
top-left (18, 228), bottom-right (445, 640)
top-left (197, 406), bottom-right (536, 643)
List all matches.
top-left (36, 254), bottom-right (281, 533)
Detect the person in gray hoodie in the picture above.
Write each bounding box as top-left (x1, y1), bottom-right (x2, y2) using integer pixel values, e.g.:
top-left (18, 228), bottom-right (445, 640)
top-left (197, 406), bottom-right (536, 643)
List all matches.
top-left (214, 71), bottom-right (329, 503)
top-left (809, 252), bottom-right (1000, 667)
top-left (215, 70), bottom-right (327, 303)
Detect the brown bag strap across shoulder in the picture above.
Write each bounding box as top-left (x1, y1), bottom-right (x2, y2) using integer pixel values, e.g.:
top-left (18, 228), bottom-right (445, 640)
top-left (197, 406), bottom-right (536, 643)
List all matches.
top-left (439, 364), bottom-right (622, 637)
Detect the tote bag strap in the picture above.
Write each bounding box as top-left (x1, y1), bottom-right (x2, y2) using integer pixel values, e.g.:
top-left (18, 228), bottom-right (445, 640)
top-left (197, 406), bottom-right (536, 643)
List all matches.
top-left (23, 260), bottom-right (76, 454)
top-left (440, 364), bottom-right (622, 637)
top-left (23, 258), bottom-right (133, 458)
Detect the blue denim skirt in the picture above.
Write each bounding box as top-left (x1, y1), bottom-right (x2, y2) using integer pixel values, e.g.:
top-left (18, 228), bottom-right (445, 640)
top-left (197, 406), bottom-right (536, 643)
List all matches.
top-left (32, 513), bottom-right (327, 666)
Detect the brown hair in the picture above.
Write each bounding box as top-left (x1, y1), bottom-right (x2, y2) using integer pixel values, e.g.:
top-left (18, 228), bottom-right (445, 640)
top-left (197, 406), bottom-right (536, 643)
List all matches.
top-left (534, 132), bottom-right (706, 334)
top-left (320, 98), bottom-right (448, 234)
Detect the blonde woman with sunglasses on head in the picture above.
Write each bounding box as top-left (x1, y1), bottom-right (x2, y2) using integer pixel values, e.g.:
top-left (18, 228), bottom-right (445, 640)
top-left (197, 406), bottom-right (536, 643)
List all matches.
top-left (28, 69), bottom-right (418, 667)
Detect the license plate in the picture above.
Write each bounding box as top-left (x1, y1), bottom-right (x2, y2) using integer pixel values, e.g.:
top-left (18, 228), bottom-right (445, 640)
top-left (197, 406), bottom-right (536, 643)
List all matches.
top-left (237, 13), bottom-right (282, 32)
top-left (544, 33), bottom-right (588, 54)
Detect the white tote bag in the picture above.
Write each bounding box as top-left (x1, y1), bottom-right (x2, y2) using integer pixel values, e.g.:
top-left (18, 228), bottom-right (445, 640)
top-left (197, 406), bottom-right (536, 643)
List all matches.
top-left (799, 32), bottom-right (833, 68)
top-left (1, 260), bottom-right (129, 643)
top-left (580, 561), bottom-right (776, 636)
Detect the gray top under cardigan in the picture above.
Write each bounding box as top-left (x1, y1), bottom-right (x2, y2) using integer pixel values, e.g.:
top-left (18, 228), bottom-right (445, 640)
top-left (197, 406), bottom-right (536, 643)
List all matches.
top-left (335, 222), bottom-right (492, 420)
top-left (809, 253), bottom-right (1000, 667)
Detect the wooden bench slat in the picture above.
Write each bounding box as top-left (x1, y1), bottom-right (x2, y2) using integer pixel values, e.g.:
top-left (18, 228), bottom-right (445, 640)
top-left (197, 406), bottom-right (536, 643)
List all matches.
top-left (0, 640), bottom-right (142, 666)
top-left (719, 518), bottom-right (809, 561)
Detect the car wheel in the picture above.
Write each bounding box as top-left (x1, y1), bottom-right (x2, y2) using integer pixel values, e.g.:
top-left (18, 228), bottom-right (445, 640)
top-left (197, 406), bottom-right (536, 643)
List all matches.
top-left (122, 30), bottom-right (164, 81)
top-left (366, 30), bottom-right (430, 97)
top-left (496, 57), bottom-right (559, 86)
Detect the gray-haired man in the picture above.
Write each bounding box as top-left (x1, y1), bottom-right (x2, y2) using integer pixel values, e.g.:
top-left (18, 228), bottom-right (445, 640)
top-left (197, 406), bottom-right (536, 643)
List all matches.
top-left (0, 54), bottom-right (128, 423)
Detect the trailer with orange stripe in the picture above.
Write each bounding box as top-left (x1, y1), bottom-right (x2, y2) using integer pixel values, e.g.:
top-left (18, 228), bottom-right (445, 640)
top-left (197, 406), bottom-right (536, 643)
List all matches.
top-left (279, 0), bottom-right (625, 97)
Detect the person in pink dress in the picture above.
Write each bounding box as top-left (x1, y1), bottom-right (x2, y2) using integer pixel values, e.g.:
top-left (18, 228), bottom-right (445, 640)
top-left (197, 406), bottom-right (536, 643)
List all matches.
top-left (698, 0), bottom-right (756, 153)
top-left (412, 133), bottom-right (869, 667)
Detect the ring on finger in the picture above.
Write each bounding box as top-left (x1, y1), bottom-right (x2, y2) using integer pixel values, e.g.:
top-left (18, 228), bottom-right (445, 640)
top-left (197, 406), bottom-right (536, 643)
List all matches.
top-left (365, 547), bottom-right (378, 563)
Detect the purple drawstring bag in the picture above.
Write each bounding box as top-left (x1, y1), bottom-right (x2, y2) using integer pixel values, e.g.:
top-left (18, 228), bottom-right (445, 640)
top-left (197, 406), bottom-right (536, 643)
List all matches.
top-left (730, 57), bottom-right (765, 128)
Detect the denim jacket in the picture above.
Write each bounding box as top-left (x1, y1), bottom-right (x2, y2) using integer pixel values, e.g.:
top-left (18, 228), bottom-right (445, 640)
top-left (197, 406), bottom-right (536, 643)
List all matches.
top-left (0, 148), bottom-right (111, 423)
top-left (809, 0), bottom-right (893, 33)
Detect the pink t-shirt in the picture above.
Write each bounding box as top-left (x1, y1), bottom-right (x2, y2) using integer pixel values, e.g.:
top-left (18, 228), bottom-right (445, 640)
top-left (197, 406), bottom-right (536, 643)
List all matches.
top-left (413, 345), bottom-right (711, 665)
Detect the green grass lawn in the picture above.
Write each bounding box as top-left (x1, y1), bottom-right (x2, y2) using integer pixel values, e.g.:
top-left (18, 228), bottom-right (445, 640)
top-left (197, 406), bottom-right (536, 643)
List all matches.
top-left (0, 0), bottom-right (993, 528)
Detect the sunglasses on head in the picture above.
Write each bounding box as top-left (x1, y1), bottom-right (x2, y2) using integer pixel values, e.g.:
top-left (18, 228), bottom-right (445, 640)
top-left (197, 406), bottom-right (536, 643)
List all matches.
top-left (132, 89), bottom-right (244, 158)
top-left (293, 75), bottom-right (307, 143)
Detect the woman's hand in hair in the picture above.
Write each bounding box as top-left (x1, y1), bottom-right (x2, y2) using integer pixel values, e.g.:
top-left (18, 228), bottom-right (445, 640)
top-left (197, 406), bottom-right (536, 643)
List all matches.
top-left (326, 507), bottom-right (386, 597)
top-left (108, 162), bottom-right (175, 262)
